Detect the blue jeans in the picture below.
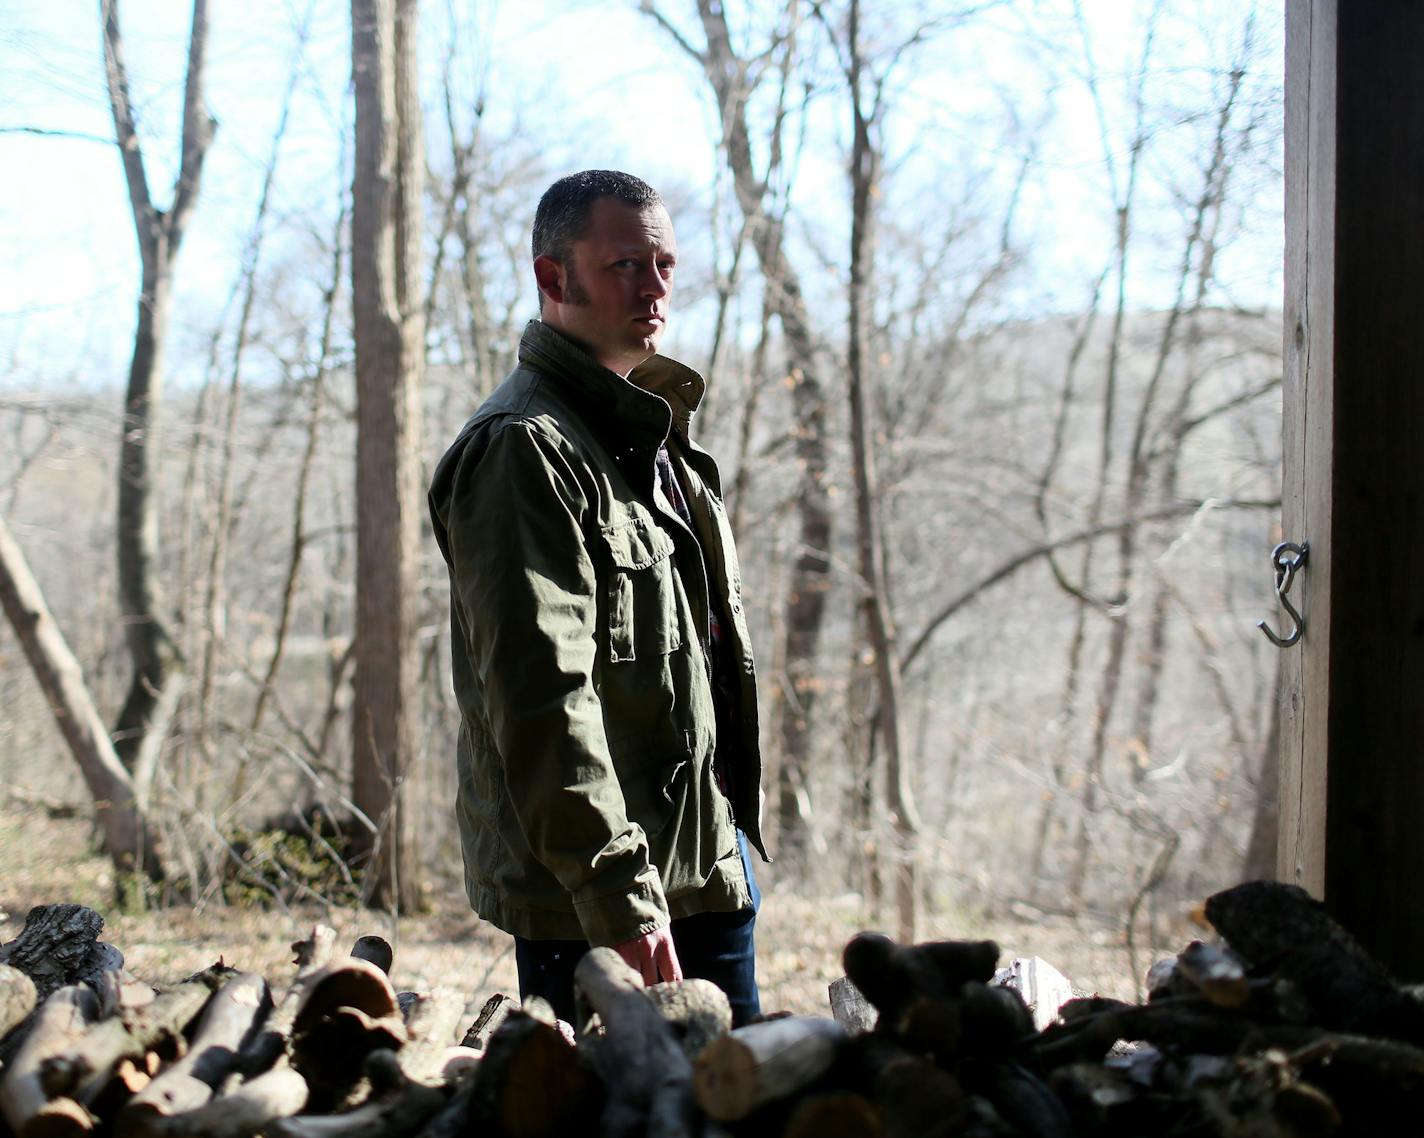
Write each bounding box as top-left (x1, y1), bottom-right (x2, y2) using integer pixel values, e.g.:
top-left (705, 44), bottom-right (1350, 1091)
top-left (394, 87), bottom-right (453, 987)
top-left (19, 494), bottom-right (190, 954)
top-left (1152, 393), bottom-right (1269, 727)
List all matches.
top-left (514, 831), bottom-right (762, 1026)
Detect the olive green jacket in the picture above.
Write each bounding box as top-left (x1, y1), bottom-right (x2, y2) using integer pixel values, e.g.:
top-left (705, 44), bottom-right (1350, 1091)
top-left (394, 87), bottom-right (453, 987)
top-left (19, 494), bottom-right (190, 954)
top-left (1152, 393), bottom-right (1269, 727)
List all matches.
top-left (428, 320), bottom-right (768, 945)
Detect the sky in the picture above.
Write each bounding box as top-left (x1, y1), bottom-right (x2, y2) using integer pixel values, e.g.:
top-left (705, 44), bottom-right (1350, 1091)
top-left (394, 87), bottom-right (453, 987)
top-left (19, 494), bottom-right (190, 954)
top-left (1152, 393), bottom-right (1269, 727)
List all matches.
top-left (0, 0), bottom-right (1284, 392)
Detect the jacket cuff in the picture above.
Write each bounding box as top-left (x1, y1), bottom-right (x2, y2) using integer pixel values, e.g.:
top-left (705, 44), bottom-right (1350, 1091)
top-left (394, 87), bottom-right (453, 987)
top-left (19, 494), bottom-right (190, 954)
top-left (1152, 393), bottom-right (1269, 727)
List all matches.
top-left (573, 863), bottom-right (671, 947)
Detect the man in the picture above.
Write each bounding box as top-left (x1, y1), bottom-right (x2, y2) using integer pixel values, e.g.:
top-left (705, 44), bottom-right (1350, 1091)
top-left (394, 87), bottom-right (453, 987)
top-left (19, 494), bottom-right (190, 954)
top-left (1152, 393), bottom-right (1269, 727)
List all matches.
top-left (428, 170), bottom-right (768, 1025)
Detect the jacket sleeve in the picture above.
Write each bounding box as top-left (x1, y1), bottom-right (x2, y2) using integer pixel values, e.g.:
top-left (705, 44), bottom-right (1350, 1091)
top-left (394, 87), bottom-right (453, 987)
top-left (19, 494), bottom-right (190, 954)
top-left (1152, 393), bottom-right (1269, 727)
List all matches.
top-left (440, 419), bottom-right (670, 945)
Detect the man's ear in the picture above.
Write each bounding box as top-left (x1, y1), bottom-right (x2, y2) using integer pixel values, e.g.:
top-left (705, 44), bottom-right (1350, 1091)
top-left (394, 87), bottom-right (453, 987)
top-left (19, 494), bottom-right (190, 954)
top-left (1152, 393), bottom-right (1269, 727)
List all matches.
top-left (533, 255), bottom-right (566, 305)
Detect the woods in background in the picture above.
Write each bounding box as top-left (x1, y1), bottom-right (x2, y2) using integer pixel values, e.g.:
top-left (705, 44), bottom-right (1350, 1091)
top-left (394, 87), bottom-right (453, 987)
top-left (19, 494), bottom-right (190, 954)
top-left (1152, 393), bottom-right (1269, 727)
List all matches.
top-left (0, 0), bottom-right (1284, 959)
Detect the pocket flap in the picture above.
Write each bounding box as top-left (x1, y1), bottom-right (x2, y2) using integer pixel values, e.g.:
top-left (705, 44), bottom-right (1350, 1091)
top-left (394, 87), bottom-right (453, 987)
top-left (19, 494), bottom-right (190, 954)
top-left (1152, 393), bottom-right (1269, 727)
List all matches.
top-left (602, 514), bottom-right (675, 570)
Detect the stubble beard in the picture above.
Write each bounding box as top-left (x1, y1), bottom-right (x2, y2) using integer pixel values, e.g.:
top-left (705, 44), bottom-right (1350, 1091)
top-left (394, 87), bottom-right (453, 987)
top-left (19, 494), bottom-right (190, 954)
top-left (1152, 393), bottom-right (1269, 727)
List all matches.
top-left (563, 261), bottom-right (590, 306)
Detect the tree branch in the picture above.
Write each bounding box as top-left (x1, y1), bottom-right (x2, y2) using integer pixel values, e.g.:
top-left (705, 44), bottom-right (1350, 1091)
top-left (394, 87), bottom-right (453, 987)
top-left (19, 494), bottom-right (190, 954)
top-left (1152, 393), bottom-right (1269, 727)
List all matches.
top-left (100, 0), bottom-right (156, 247)
top-left (167, 0), bottom-right (216, 255)
top-left (900, 497), bottom-right (1280, 674)
top-left (0, 126), bottom-right (114, 145)
top-left (639, 1), bottom-right (706, 64)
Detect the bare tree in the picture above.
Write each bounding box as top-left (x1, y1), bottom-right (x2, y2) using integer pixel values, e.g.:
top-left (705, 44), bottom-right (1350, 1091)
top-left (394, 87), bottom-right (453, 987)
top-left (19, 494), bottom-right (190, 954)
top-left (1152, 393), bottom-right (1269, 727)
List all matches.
top-left (643, 0), bottom-right (835, 873)
top-left (0, 515), bottom-right (164, 887)
top-left (350, 0), bottom-right (426, 911)
top-left (101, 0), bottom-right (214, 775)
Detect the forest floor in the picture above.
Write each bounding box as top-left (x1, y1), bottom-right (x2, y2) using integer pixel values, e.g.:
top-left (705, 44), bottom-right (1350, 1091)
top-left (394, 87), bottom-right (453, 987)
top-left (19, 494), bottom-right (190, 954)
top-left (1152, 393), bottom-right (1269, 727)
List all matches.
top-left (0, 801), bottom-right (1190, 1022)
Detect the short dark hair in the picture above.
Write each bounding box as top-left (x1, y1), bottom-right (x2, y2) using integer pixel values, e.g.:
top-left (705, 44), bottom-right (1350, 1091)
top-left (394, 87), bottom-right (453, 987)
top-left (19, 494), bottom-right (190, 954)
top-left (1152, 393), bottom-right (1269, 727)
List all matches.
top-left (532, 170), bottom-right (662, 266)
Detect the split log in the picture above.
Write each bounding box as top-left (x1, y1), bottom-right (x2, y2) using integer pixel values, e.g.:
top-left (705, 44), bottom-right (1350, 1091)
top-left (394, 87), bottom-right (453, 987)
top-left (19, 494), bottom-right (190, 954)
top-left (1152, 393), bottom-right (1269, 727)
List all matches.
top-left (575, 947), bottom-right (692, 1138)
top-left (143, 1066), bottom-right (308, 1138)
top-left (116, 971), bottom-right (270, 1138)
top-left (392, 988), bottom-right (464, 1085)
top-left (693, 1016), bottom-right (846, 1122)
top-left (21, 1095), bottom-right (96, 1138)
top-left (237, 924), bottom-right (337, 1074)
top-left (992, 957), bottom-right (1075, 1032)
top-left (1174, 941), bottom-right (1249, 1009)
top-left (292, 957), bottom-right (399, 1028)
top-left (1205, 881), bottom-right (1424, 1045)
top-left (0, 907), bottom-right (118, 1001)
top-left (644, 979), bottom-right (732, 1060)
top-left (459, 993), bottom-right (514, 1052)
top-left (0, 985), bottom-right (100, 1136)
top-left (265, 1051), bottom-right (446, 1138)
top-left (828, 977), bottom-right (875, 1034)
top-left (782, 1090), bottom-right (882, 1138)
top-left (0, 965), bottom-right (38, 1039)
top-left (289, 956), bottom-right (405, 1108)
top-left (469, 1010), bottom-right (596, 1138)
top-left (39, 971), bottom-right (221, 1101)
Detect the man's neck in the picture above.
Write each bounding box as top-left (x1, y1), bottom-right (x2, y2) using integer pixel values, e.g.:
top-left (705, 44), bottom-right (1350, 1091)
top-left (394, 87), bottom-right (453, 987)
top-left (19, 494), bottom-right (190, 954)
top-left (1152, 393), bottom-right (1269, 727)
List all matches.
top-left (536, 317), bottom-right (648, 378)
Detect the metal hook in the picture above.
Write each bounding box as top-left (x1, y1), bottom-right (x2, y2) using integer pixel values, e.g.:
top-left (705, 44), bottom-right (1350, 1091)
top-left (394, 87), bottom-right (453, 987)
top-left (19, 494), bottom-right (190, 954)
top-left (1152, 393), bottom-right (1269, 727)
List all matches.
top-left (1257, 541), bottom-right (1309, 648)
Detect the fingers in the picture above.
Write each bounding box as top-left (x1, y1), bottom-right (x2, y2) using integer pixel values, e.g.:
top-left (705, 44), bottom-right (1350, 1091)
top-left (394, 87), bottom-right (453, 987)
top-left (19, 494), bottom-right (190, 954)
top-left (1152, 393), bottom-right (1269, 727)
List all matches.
top-left (612, 928), bottom-right (683, 986)
top-left (653, 932), bottom-right (684, 984)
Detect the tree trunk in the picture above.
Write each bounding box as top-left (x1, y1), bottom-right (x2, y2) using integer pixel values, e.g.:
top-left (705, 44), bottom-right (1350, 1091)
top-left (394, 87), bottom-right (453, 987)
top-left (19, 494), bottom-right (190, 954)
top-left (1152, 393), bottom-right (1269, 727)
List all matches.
top-left (350, 0), bottom-right (425, 912)
top-left (658, 0), bottom-right (833, 874)
top-left (845, 0), bottom-right (917, 944)
top-left (102, 0), bottom-right (213, 781)
top-left (0, 517), bottom-right (164, 883)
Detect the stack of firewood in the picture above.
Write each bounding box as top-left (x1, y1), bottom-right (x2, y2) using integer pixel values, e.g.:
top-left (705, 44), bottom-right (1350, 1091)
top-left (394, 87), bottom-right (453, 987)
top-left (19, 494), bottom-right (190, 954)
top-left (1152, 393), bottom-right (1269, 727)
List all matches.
top-left (2, 882), bottom-right (1422, 1137)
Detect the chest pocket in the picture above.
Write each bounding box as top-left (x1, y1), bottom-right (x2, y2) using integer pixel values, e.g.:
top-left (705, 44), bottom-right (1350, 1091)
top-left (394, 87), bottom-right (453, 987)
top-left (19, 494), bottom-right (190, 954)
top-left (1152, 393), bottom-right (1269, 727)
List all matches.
top-left (602, 512), bottom-right (685, 662)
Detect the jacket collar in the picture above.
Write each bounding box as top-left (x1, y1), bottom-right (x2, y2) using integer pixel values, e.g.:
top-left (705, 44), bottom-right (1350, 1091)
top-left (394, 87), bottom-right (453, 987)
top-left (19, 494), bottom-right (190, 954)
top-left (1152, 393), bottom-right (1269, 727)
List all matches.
top-left (517, 320), bottom-right (706, 445)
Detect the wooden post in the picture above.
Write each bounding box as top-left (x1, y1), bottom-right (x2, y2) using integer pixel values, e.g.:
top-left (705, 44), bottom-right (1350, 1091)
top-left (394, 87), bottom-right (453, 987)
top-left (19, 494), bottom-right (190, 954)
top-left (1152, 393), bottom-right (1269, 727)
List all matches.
top-left (1281, 0), bottom-right (1424, 977)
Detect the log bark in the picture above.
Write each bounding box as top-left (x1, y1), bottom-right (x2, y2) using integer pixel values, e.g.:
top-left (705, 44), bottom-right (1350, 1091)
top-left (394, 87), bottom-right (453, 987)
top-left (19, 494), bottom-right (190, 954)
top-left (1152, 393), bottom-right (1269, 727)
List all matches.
top-left (349, 938), bottom-right (392, 976)
top-left (0, 906), bottom-right (118, 1002)
top-left (469, 1011), bottom-right (594, 1138)
top-left (841, 934), bottom-right (999, 1025)
top-left (116, 972), bottom-right (269, 1137)
top-left (237, 924), bottom-right (337, 1074)
top-left (266, 1052), bottom-right (445, 1138)
top-left (459, 992), bottom-right (514, 1052)
top-left (783, 1090), bottom-right (883, 1138)
top-left (1206, 881), bottom-right (1424, 1044)
top-left (574, 947), bottom-right (692, 1137)
top-left (39, 973), bottom-right (216, 1101)
top-left (0, 986), bottom-right (100, 1136)
top-left (289, 957), bottom-right (405, 1108)
top-left (1033, 997), bottom-right (1255, 1069)
top-left (693, 1016), bottom-right (846, 1123)
top-left (143, 1066), bottom-right (307, 1138)
top-left (643, 979), bottom-right (732, 1060)
top-left (872, 1056), bottom-right (965, 1138)
top-left (392, 988), bottom-right (463, 1084)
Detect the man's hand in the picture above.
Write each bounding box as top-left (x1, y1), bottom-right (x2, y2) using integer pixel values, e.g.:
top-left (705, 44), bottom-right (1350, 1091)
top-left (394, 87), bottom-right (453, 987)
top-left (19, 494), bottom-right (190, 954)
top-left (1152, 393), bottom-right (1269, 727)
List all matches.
top-left (612, 926), bottom-right (683, 986)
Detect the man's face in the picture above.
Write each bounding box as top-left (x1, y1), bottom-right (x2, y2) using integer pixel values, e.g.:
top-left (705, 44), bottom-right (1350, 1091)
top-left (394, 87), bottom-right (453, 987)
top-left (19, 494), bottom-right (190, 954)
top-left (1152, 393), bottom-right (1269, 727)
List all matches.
top-left (535, 196), bottom-right (677, 376)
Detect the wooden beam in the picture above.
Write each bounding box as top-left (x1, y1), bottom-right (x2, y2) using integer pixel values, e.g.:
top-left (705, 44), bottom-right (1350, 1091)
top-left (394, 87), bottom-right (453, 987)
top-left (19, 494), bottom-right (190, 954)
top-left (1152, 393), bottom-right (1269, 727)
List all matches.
top-left (1282, 0), bottom-right (1424, 978)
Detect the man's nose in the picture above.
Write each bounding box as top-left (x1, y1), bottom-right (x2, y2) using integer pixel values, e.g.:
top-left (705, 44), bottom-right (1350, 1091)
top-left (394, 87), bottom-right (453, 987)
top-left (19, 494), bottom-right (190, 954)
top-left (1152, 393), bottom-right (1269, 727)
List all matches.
top-left (640, 265), bottom-right (670, 298)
